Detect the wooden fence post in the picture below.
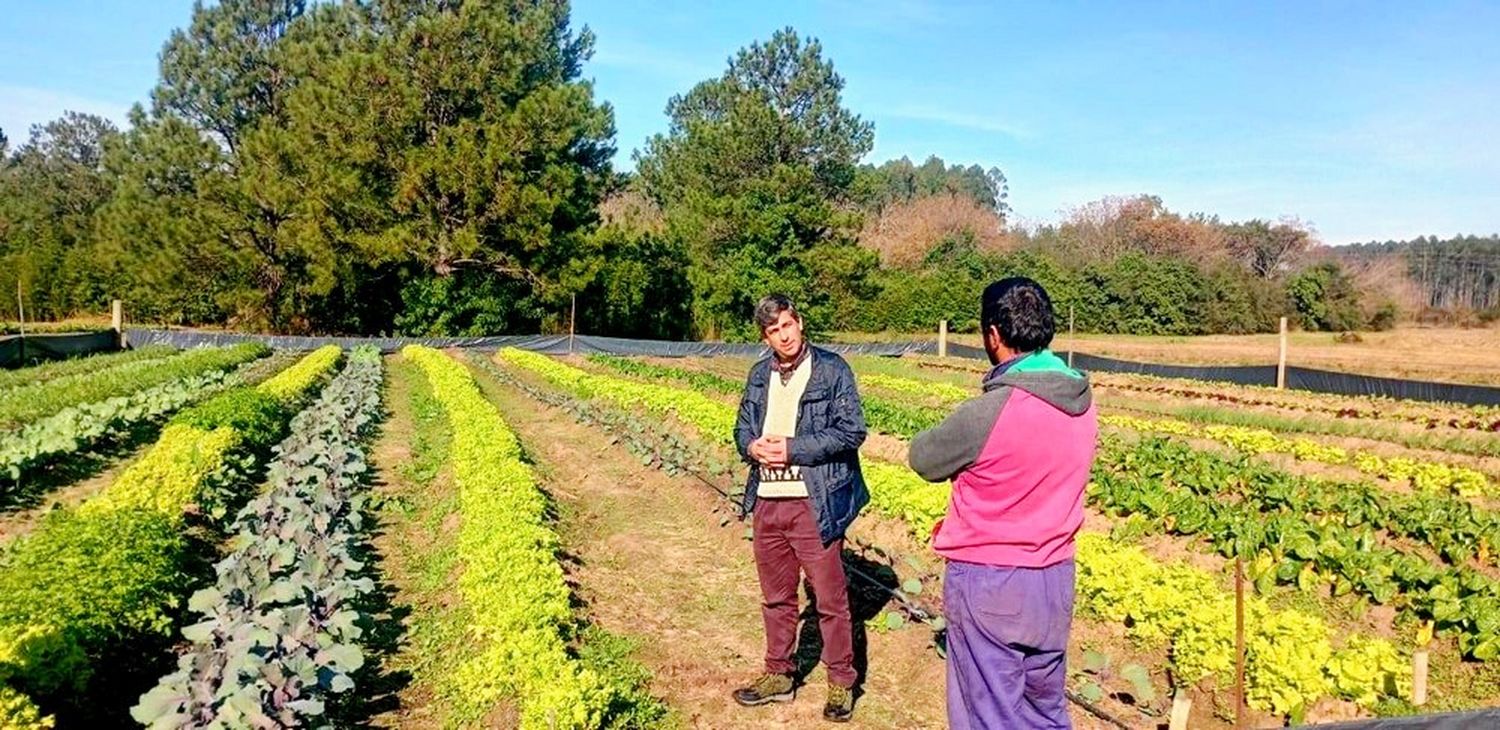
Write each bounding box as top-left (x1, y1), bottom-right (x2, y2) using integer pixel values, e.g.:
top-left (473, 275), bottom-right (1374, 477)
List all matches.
top-left (15, 280), bottom-right (25, 364)
top-left (1168, 689), bottom-right (1193, 730)
top-left (569, 294), bottom-right (577, 355)
top-left (1277, 316), bottom-right (1288, 389)
top-left (1068, 304), bottom-right (1076, 369)
top-left (111, 299), bottom-right (125, 349)
top-left (1413, 650), bottom-right (1429, 706)
top-left (938, 320), bottom-right (948, 358)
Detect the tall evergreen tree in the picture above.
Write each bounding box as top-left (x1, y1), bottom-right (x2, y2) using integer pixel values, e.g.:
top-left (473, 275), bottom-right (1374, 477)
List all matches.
top-left (637, 28), bottom-right (875, 338)
top-left (0, 112), bottom-right (120, 319)
top-left (256, 0), bottom-right (616, 332)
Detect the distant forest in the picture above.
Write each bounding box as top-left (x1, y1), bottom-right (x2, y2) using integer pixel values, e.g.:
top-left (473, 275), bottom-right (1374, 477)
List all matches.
top-left (1340, 236), bottom-right (1500, 316)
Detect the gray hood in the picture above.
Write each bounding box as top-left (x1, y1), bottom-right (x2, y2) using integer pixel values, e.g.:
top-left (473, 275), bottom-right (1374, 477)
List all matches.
top-left (982, 369), bottom-right (1093, 416)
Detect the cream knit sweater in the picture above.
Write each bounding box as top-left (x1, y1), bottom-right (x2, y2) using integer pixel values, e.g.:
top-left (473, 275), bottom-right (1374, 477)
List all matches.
top-left (757, 356), bottom-right (813, 498)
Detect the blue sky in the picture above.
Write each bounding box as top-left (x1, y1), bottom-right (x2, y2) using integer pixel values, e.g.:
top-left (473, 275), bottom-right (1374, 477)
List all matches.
top-left (3, 1), bottom-right (1497, 244)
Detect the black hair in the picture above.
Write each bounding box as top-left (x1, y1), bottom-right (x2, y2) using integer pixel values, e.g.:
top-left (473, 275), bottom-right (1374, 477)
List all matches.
top-left (753, 294), bottom-right (799, 331)
top-left (980, 277), bottom-right (1055, 352)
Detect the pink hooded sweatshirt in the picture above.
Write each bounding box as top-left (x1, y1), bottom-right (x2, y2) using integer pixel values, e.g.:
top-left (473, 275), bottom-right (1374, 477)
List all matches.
top-left (907, 350), bottom-right (1098, 567)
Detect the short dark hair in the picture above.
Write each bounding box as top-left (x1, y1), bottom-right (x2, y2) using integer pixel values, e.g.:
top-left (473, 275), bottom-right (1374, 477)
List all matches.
top-left (981, 277), bottom-right (1055, 352)
top-left (753, 294), bottom-right (799, 331)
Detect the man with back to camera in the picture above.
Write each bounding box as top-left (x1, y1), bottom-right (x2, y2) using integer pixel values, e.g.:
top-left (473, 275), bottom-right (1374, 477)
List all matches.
top-left (908, 277), bottom-right (1099, 729)
top-left (731, 294), bottom-right (870, 723)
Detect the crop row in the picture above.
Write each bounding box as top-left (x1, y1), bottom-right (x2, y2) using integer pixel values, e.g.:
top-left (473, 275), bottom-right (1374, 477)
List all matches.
top-left (857, 372), bottom-right (971, 404)
top-left (1101, 413), bottom-right (1492, 498)
top-left (587, 354), bottom-right (741, 394)
top-left (587, 355), bottom-right (1500, 574)
top-left (581, 354), bottom-right (947, 443)
top-left (1075, 533), bottom-right (1407, 720)
top-left (1093, 436), bottom-right (1500, 661)
top-left (1094, 376), bottom-right (1500, 433)
top-left (0, 346), bottom-right (342, 728)
top-left (497, 351), bottom-right (1411, 719)
top-left (0, 344), bottom-right (270, 431)
top-left (134, 347), bottom-right (382, 727)
top-left (407, 346), bottom-right (627, 729)
top-left (0, 355), bottom-right (272, 485)
top-left (0, 345), bottom-right (178, 392)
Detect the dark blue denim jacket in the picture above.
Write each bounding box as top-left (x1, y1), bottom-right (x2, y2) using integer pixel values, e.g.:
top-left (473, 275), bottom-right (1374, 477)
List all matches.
top-left (734, 346), bottom-right (870, 545)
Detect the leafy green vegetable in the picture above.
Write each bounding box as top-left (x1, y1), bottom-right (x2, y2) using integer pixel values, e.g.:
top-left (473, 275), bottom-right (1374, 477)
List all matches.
top-left (0, 344), bottom-right (267, 430)
top-left (134, 348), bottom-right (382, 727)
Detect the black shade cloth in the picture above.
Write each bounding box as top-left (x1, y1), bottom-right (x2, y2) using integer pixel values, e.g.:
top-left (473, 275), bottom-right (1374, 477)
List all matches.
top-left (124, 329), bottom-right (934, 359)
top-left (1286, 366), bottom-right (1500, 407)
top-left (1069, 351), bottom-right (1278, 387)
top-left (0, 331), bottom-right (119, 368)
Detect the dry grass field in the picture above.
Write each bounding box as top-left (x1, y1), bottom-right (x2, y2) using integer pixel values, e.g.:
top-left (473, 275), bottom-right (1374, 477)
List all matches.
top-left (839, 326), bottom-right (1500, 386)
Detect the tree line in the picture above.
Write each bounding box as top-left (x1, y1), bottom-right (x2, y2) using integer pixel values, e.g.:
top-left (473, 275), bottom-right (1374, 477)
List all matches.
top-left (0, 0), bottom-right (1462, 340)
top-left (1341, 236), bottom-right (1500, 321)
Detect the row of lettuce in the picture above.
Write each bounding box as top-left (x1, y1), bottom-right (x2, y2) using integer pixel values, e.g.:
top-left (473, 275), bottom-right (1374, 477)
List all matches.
top-left (0, 346), bottom-right (343, 728)
top-left (1, 343), bottom-right (274, 484)
top-left (1099, 413), bottom-right (1491, 498)
top-left (0, 344), bottom-right (179, 391)
top-left (500, 349), bottom-right (1414, 720)
top-left (1091, 375), bottom-right (1500, 434)
top-left (0, 344), bottom-right (271, 430)
top-left (402, 346), bottom-right (656, 729)
top-left (854, 362), bottom-right (1493, 498)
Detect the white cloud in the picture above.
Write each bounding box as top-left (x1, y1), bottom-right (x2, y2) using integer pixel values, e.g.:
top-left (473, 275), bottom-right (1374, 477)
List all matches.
top-left (0, 84), bottom-right (133, 144)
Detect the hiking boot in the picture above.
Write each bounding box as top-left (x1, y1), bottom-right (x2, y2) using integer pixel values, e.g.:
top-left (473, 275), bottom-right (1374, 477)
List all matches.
top-left (823, 682), bottom-right (854, 722)
top-left (732, 673), bottom-right (795, 706)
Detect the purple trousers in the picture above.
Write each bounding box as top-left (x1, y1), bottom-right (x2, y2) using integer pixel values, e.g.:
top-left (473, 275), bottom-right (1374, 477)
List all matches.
top-left (944, 559), bottom-right (1075, 729)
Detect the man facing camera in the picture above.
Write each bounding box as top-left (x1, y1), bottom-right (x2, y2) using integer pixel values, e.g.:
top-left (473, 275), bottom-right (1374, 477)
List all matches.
top-left (732, 294), bottom-right (869, 723)
top-left (909, 277), bottom-right (1099, 729)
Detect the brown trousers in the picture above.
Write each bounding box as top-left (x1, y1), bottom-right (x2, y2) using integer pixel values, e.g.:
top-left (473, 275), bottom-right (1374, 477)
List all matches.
top-left (752, 497), bottom-right (856, 687)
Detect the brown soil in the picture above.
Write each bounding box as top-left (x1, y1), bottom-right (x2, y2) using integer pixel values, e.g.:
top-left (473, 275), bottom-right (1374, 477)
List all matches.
top-left (1091, 372), bottom-right (1494, 426)
top-left (364, 354), bottom-right (472, 729)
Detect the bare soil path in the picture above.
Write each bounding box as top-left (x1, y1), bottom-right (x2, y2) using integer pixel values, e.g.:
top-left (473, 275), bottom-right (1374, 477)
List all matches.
top-left (471, 362), bottom-right (970, 728)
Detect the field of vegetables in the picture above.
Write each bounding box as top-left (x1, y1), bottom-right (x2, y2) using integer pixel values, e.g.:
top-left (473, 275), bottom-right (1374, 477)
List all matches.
top-left (512, 351), bottom-right (1500, 726)
top-left (1, 344), bottom-right (1497, 728)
